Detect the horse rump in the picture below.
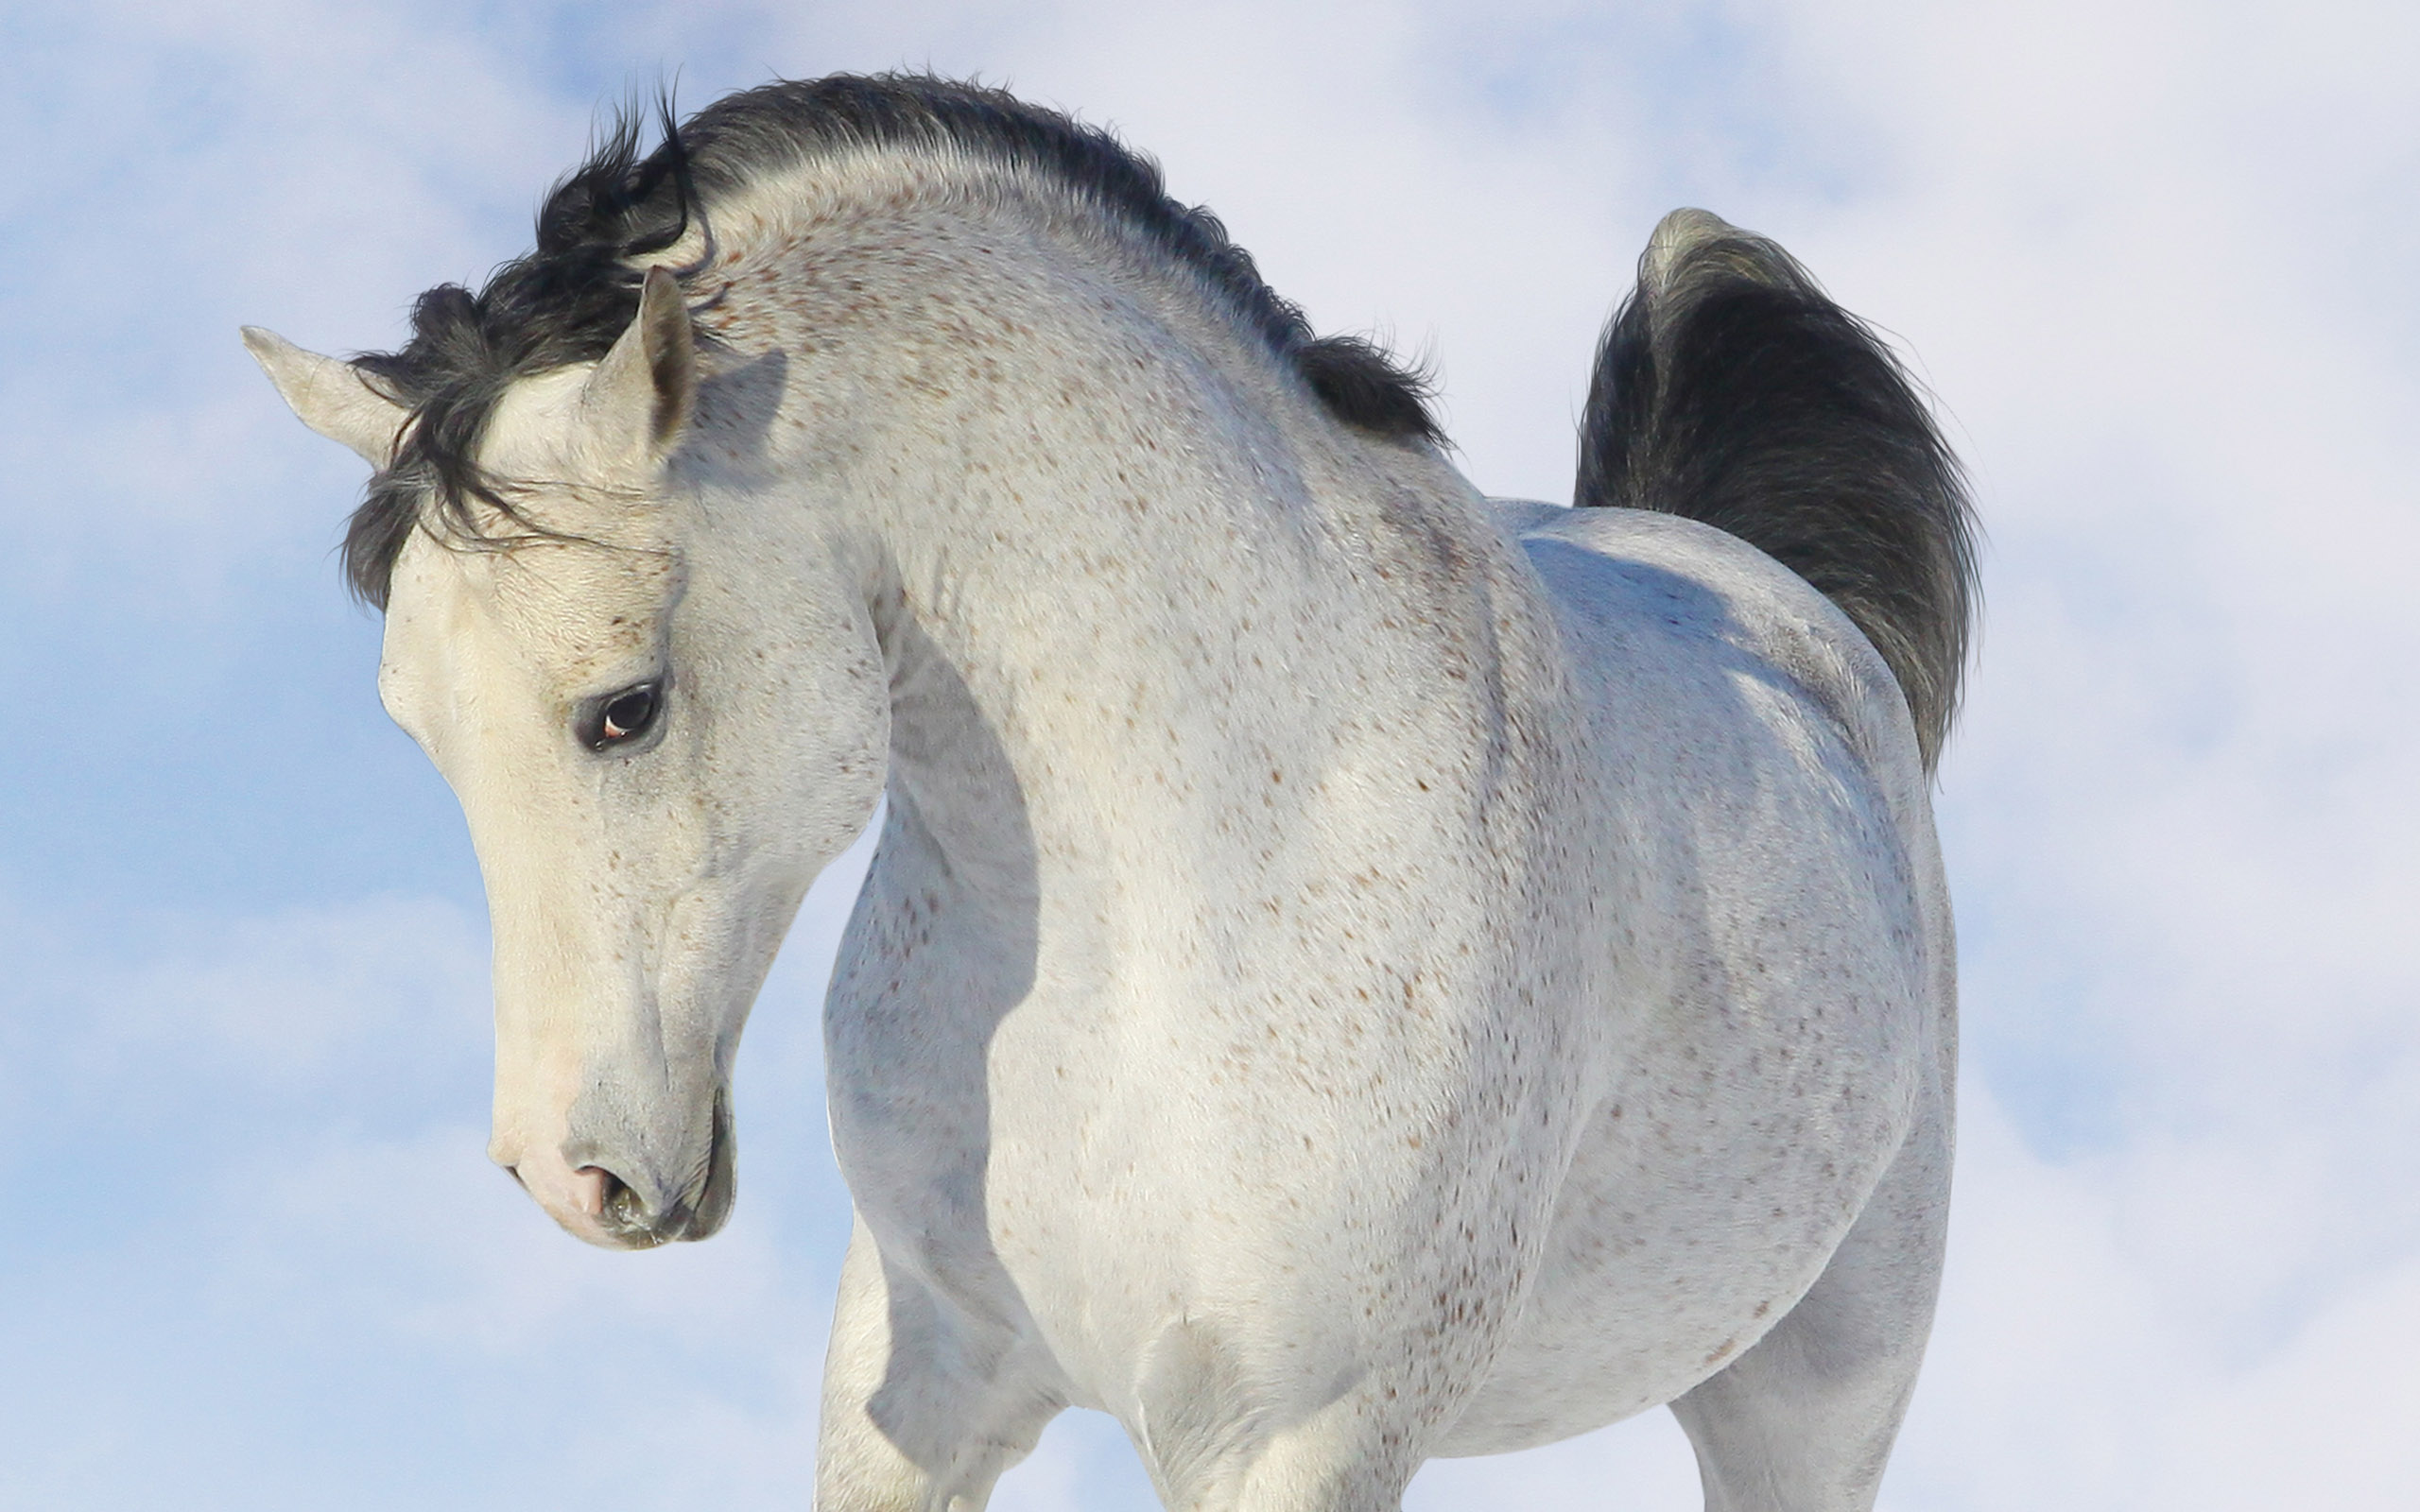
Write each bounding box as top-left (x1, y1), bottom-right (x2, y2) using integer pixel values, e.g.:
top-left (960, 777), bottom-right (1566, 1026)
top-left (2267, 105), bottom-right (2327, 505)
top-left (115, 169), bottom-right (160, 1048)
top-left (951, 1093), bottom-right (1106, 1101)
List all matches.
top-left (1575, 209), bottom-right (1979, 769)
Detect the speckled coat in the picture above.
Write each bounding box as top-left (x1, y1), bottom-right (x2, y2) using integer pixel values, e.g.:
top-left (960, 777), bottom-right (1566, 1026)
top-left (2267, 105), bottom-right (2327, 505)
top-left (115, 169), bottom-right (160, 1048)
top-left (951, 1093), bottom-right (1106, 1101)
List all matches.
top-left (252, 141), bottom-right (1955, 1512)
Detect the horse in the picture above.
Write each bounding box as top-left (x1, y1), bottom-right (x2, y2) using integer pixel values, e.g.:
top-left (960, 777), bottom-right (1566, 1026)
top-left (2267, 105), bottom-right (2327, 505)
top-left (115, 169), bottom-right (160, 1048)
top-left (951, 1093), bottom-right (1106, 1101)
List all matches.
top-left (246, 76), bottom-right (1974, 1512)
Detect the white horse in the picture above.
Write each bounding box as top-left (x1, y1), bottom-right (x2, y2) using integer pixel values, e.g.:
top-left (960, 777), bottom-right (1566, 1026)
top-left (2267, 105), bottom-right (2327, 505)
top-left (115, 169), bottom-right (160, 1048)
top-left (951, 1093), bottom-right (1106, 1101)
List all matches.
top-left (248, 77), bottom-right (1973, 1512)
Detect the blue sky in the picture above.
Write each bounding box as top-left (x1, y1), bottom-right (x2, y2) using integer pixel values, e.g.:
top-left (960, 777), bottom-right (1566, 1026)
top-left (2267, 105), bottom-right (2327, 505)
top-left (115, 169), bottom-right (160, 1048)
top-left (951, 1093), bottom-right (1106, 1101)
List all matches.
top-left (2, 1), bottom-right (2415, 1507)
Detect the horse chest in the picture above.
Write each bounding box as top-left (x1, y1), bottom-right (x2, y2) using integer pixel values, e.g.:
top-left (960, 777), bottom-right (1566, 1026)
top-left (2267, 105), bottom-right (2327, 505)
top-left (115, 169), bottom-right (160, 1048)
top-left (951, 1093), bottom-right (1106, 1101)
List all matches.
top-left (827, 824), bottom-right (1593, 1400)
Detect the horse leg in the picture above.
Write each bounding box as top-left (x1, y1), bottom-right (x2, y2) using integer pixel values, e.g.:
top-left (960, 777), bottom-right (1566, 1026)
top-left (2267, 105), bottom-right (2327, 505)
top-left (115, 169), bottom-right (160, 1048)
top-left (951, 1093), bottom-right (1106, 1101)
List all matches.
top-left (1224, 1418), bottom-right (1421, 1512)
top-left (1668, 1096), bottom-right (1951, 1512)
top-left (1125, 1332), bottom-right (1444, 1512)
top-left (1145, 1405), bottom-right (1418, 1512)
top-left (817, 1215), bottom-right (1062, 1512)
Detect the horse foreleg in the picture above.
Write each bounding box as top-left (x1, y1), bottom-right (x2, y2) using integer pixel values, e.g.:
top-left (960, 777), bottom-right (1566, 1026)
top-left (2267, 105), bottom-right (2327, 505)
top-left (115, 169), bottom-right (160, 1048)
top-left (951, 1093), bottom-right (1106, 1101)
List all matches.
top-left (1138, 1401), bottom-right (1420, 1512)
top-left (1121, 1321), bottom-right (1450, 1512)
top-left (1668, 1095), bottom-right (1951, 1512)
top-left (817, 1215), bottom-right (1062, 1512)
top-left (1223, 1415), bottom-right (1424, 1512)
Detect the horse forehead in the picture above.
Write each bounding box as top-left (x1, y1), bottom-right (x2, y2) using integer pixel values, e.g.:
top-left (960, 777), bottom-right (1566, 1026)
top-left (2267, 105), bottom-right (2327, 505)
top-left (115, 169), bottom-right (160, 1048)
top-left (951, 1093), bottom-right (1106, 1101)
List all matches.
top-left (478, 365), bottom-right (594, 479)
top-left (434, 362), bottom-right (684, 653)
top-left (380, 518), bottom-right (678, 703)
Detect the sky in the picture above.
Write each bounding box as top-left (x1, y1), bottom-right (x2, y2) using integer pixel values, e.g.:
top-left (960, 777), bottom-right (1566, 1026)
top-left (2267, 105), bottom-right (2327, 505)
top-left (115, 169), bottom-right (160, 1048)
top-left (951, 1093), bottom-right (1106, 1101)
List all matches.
top-left (0, 0), bottom-right (2414, 1507)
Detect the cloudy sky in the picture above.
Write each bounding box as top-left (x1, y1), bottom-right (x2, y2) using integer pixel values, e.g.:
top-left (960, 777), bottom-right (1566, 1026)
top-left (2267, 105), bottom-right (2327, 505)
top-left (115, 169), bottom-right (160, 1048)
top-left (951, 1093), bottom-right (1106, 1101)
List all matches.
top-left (1, 0), bottom-right (2413, 1506)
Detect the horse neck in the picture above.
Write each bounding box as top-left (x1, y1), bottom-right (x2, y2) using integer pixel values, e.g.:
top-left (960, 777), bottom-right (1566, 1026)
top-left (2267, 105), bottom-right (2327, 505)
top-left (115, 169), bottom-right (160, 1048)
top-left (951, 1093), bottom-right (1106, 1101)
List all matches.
top-left (708, 171), bottom-right (1541, 902)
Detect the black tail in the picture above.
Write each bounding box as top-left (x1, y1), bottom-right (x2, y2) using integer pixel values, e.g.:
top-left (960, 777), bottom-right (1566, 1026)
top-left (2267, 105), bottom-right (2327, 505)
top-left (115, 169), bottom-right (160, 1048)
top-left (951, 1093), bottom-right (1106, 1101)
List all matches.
top-left (1576, 209), bottom-right (1978, 770)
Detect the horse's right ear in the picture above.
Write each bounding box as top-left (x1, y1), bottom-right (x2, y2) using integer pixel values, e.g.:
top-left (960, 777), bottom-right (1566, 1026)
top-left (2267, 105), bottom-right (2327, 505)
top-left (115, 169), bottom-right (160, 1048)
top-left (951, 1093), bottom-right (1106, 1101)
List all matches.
top-left (579, 266), bottom-right (697, 466)
top-left (242, 327), bottom-right (409, 470)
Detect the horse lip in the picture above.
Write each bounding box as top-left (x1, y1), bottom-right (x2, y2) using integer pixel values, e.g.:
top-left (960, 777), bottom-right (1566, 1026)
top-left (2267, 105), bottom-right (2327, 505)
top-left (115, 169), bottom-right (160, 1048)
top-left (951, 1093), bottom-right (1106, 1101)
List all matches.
top-left (680, 1085), bottom-right (738, 1240)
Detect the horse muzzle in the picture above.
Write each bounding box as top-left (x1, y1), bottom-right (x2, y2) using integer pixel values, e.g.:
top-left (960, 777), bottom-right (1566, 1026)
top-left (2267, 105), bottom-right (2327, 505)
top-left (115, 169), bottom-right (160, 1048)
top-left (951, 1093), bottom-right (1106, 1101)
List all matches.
top-left (502, 1086), bottom-right (737, 1249)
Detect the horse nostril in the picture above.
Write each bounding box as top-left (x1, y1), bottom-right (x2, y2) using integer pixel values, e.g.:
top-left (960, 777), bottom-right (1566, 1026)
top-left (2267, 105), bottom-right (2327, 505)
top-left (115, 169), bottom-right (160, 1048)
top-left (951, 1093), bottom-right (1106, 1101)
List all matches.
top-left (579, 1165), bottom-right (648, 1229)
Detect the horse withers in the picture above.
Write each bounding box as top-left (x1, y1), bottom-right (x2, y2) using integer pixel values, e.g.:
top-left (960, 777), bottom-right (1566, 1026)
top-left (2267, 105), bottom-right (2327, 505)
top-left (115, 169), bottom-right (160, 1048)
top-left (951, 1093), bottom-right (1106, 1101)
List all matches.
top-left (250, 77), bottom-right (1973, 1512)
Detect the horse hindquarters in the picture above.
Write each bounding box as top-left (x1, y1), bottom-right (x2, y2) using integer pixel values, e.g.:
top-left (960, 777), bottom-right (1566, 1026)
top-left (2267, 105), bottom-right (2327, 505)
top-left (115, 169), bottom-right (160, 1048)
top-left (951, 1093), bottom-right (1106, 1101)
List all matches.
top-left (1573, 208), bottom-right (1964, 1511)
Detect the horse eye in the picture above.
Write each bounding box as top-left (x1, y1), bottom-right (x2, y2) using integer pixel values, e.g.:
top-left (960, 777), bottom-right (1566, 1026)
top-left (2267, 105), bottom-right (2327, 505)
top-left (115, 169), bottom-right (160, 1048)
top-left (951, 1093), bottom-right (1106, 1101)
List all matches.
top-left (587, 682), bottom-right (662, 750)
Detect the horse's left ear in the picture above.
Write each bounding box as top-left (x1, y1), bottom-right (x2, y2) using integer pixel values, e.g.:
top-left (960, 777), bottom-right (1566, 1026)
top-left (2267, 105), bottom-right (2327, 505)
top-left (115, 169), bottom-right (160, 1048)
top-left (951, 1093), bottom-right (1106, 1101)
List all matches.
top-left (583, 266), bottom-right (697, 465)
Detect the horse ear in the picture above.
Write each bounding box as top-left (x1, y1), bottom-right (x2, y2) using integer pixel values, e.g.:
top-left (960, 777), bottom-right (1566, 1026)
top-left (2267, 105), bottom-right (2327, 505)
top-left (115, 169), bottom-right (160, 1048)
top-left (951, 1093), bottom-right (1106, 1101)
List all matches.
top-left (582, 266), bottom-right (697, 464)
top-left (243, 327), bottom-right (409, 470)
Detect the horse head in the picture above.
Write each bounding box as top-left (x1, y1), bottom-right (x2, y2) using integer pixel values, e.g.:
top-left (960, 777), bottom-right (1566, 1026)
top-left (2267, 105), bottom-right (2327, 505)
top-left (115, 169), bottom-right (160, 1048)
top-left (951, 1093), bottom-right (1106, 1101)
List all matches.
top-left (247, 270), bottom-right (888, 1248)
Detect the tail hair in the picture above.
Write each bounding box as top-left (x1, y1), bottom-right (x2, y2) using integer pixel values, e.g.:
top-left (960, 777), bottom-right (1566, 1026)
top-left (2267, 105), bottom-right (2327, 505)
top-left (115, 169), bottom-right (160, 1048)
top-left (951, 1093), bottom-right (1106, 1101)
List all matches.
top-left (1576, 209), bottom-right (1979, 769)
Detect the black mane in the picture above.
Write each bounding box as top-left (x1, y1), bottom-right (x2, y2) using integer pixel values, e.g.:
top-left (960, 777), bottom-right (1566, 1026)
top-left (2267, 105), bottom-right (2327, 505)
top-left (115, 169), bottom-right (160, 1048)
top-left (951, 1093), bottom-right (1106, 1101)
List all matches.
top-left (342, 75), bottom-right (1442, 607)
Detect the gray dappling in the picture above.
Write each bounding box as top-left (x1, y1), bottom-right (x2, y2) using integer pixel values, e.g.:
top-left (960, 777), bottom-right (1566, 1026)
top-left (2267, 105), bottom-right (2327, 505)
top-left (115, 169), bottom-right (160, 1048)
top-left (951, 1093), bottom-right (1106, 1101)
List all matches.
top-left (338, 75), bottom-right (1440, 610)
top-left (1576, 210), bottom-right (1979, 769)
